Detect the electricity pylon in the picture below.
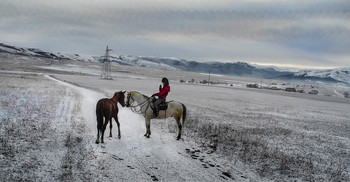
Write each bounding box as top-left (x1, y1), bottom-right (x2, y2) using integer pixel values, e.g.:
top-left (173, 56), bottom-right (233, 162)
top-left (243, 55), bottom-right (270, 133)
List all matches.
top-left (101, 46), bottom-right (112, 79)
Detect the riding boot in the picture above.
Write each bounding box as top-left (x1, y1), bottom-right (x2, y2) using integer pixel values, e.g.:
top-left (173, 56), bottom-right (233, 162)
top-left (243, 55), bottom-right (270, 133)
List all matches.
top-left (153, 108), bottom-right (159, 118)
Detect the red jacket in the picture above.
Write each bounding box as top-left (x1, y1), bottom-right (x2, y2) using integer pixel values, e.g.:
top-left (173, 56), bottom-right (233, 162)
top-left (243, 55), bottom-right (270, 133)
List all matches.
top-left (154, 84), bottom-right (170, 99)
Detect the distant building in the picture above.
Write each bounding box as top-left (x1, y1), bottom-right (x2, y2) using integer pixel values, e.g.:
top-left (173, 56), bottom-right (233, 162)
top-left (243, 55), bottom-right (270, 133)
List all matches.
top-left (309, 90), bottom-right (318, 95)
top-left (285, 88), bottom-right (297, 92)
top-left (297, 89), bottom-right (305, 93)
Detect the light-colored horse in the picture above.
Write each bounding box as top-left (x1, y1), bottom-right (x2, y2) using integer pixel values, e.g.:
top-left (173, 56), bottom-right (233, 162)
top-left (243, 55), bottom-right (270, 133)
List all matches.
top-left (126, 91), bottom-right (186, 140)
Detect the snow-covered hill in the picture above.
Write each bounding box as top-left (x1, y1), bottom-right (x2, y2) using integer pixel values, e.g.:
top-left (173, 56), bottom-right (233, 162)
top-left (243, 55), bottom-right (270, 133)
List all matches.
top-left (295, 67), bottom-right (350, 84)
top-left (0, 43), bottom-right (96, 62)
top-left (115, 55), bottom-right (180, 71)
top-left (1, 43), bottom-right (349, 84)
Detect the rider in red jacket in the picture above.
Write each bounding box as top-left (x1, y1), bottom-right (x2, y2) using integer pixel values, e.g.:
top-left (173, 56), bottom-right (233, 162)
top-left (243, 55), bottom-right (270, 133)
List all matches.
top-left (152, 77), bottom-right (170, 118)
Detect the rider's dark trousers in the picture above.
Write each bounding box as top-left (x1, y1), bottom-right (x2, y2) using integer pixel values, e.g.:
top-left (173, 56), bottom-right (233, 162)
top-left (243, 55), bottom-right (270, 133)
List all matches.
top-left (153, 97), bottom-right (165, 110)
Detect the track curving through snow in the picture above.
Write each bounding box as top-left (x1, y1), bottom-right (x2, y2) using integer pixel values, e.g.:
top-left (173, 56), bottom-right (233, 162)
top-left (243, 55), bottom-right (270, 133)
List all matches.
top-left (47, 75), bottom-right (256, 182)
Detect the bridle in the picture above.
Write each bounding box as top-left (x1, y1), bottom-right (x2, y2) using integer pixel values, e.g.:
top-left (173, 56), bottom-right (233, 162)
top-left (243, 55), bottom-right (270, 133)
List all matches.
top-left (126, 92), bottom-right (151, 114)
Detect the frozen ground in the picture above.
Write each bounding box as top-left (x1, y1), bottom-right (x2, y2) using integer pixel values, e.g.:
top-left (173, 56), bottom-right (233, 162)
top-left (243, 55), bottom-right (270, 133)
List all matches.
top-left (0, 73), bottom-right (257, 181)
top-left (1, 56), bottom-right (350, 181)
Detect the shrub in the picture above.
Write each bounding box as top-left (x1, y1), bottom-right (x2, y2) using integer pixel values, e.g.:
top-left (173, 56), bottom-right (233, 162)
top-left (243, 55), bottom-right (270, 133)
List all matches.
top-left (344, 91), bottom-right (349, 98)
top-left (246, 83), bottom-right (259, 88)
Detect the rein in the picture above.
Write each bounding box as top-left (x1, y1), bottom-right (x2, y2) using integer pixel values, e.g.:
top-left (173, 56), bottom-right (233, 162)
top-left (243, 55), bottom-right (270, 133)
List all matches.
top-left (128, 94), bottom-right (151, 114)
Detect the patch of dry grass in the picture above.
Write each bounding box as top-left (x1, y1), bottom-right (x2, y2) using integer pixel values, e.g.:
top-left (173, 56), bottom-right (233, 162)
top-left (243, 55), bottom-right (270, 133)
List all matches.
top-left (168, 113), bottom-right (349, 181)
top-left (0, 74), bottom-right (96, 181)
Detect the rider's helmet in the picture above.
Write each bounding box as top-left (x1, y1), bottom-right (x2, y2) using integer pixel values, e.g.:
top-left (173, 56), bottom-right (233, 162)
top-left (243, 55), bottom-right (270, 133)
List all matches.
top-left (162, 77), bottom-right (169, 85)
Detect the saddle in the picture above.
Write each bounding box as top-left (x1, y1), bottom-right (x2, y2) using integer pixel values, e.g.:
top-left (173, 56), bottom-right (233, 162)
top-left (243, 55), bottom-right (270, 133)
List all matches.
top-left (151, 97), bottom-right (168, 110)
top-left (158, 102), bottom-right (168, 110)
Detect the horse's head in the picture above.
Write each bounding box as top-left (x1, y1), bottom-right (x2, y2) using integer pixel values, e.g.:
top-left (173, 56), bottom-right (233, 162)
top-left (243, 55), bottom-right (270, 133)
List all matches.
top-left (113, 91), bottom-right (126, 107)
top-left (126, 91), bottom-right (131, 107)
top-left (118, 91), bottom-right (126, 107)
top-left (126, 91), bottom-right (142, 107)
top-left (126, 91), bottom-right (137, 107)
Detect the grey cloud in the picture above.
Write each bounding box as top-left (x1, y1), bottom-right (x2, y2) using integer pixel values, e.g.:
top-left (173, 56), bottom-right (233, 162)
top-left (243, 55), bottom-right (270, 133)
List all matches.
top-left (1, 0), bottom-right (349, 68)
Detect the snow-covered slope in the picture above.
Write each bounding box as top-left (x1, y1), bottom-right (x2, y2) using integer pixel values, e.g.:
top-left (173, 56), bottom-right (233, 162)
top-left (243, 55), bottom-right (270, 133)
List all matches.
top-left (1, 43), bottom-right (349, 84)
top-left (116, 55), bottom-right (180, 71)
top-left (0, 43), bottom-right (96, 62)
top-left (295, 67), bottom-right (350, 84)
top-left (0, 43), bottom-right (178, 70)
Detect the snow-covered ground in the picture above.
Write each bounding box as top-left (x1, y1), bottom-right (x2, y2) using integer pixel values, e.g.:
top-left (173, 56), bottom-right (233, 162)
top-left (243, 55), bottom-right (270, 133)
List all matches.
top-left (1, 56), bottom-right (349, 181)
top-left (0, 70), bottom-right (257, 181)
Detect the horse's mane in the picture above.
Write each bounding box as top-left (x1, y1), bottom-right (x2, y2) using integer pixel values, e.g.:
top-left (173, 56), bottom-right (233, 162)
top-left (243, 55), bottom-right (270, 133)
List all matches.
top-left (130, 91), bottom-right (150, 99)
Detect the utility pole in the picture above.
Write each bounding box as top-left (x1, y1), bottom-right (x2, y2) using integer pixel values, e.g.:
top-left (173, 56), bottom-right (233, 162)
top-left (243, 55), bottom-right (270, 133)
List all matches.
top-left (101, 46), bottom-right (112, 80)
top-left (208, 70), bottom-right (211, 86)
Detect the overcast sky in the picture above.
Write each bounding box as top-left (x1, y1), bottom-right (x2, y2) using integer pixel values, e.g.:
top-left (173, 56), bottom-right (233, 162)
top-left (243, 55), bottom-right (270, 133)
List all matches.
top-left (1, 0), bottom-right (349, 69)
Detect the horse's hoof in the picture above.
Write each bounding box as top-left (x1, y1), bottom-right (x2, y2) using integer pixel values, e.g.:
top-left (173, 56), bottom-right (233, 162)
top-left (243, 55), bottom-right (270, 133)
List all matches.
top-left (95, 141), bottom-right (99, 144)
top-left (146, 135), bottom-right (150, 138)
top-left (101, 141), bottom-right (104, 143)
top-left (118, 135), bottom-right (121, 139)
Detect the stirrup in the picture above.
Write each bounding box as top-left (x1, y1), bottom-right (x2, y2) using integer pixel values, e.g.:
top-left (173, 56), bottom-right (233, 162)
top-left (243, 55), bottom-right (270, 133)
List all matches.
top-left (152, 114), bottom-right (158, 119)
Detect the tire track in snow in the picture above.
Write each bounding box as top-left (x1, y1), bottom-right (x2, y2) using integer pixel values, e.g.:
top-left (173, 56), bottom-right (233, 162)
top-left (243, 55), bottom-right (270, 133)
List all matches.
top-left (45, 75), bottom-right (109, 180)
top-left (53, 88), bottom-right (73, 124)
top-left (46, 75), bottom-right (255, 181)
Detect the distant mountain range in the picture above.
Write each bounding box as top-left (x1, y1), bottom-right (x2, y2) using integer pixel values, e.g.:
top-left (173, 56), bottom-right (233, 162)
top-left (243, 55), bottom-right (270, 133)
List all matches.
top-left (1, 43), bottom-right (349, 84)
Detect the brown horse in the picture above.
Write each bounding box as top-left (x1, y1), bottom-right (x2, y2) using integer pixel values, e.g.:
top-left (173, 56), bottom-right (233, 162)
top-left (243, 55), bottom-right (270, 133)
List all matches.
top-left (96, 91), bottom-right (126, 144)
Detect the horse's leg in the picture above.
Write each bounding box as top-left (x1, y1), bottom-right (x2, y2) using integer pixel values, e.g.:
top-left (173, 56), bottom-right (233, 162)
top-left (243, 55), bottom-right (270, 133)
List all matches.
top-left (96, 115), bottom-right (103, 144)
top-left (144, 120), bottom-right (148, 137)
top-left (114, 116), bottom-right (121, 139)
top-left (101, 117), bottom-right (109, 143)
top-left (109, 119), bottom-right (113, 137)
top-left (145, 118), bottom-right (151, 138)
top-left (175, 117), bottom-right (182, 140)
top-left (96, 127), bottom-right (100, 144)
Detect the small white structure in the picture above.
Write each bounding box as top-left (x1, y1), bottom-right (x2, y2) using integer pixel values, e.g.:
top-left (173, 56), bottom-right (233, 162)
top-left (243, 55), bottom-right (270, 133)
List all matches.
top-left (101, 46), bottom-right (112, 80)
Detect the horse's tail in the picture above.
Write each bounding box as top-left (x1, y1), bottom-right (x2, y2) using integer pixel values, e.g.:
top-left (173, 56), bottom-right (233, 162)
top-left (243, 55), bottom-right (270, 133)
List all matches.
top-left (96, 100), bottom-right (103, 131)
top-left (181, 103), bottom-right (187, 126)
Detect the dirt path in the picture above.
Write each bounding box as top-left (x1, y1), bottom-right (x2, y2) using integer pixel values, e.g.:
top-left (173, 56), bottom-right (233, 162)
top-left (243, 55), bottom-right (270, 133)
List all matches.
top-left (47, 75), bottom-right (259, 181)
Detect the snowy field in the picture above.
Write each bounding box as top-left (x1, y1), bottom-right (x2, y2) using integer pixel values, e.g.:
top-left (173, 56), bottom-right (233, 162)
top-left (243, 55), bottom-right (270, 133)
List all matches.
top-left (1, 55), bottom-right (350, 181)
